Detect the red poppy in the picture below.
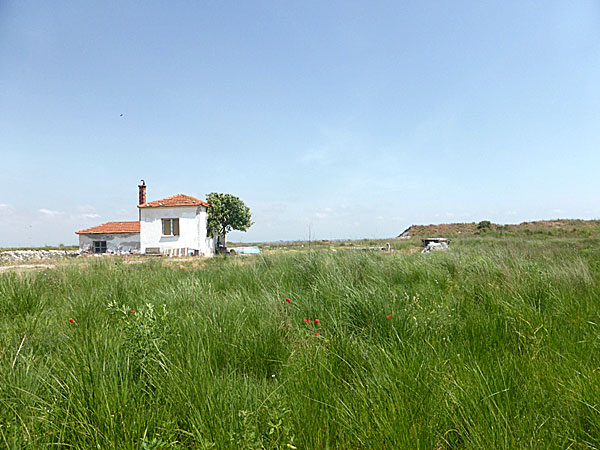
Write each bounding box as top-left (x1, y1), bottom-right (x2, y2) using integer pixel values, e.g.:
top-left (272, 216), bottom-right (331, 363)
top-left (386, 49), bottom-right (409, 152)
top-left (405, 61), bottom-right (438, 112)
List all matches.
top-left (386, 315), bottom-right (391, 319)
top-left (304, 318), bottom-right (310, 323)
top-left (69, 319), bottom-right (75, 323)
top-left (130, 310), bottom-right (135, 314)
top-left (285, 298), bottom-right (291, 303)
top-left (314, 319), bottom-right (319, 324)
top-left (314, 332), bottom-right (320, 336)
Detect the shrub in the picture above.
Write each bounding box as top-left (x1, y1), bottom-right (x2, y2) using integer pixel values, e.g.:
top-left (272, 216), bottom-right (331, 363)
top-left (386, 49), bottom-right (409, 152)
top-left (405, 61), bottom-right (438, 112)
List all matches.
top-left (477, 220), bottom-right (492, 231)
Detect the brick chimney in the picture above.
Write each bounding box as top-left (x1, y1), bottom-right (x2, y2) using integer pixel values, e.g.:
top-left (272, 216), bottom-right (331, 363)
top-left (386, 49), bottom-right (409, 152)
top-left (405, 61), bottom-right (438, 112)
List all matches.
top-left (138, 180), bottom-right (146, 220)
top-left (138, 180), bottom-right (146, 206)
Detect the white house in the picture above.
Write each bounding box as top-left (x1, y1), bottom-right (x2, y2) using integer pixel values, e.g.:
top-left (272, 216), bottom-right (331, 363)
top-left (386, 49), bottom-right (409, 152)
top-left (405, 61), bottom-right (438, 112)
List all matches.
top-left (139, 193), bottom-right (216, 256)
top-left (76, 181), bottom-right (216, 257)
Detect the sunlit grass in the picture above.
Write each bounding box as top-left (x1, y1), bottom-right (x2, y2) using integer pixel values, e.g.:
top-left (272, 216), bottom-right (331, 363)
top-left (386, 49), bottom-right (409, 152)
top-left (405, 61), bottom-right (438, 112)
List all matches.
top-left (1, 237), bottom-right (599, 448)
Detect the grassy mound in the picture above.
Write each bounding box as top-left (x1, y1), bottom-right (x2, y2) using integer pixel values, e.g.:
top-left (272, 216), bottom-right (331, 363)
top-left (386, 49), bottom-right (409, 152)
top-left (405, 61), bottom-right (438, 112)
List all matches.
top-left (401, 219), bottom-right (600, 238)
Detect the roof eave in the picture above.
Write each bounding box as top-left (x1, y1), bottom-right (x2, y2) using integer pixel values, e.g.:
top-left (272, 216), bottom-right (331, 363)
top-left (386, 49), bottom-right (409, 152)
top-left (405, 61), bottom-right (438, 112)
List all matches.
top-left (75, 231), bottom-right (140, 235)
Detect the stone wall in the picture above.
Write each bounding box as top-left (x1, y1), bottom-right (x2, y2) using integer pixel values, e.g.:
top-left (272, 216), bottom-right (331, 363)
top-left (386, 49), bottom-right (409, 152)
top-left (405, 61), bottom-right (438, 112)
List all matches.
top-left (0, 250), bottom-right (80, 263)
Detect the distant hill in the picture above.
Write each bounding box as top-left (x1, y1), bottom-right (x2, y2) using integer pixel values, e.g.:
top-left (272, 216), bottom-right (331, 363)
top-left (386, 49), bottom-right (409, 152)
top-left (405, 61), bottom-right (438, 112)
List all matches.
top-left (398, 219), bottom-right (600, 238)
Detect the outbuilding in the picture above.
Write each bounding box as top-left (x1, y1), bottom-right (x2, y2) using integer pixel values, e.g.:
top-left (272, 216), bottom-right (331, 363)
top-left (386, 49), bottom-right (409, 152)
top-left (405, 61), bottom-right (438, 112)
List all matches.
top-left (76, 221), bottom-right (140, 254)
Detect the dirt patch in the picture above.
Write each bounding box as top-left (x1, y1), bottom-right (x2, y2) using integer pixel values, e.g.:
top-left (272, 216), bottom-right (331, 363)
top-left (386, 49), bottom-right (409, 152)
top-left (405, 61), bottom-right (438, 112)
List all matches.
top-left (0, 263), bottom-right (56, 273)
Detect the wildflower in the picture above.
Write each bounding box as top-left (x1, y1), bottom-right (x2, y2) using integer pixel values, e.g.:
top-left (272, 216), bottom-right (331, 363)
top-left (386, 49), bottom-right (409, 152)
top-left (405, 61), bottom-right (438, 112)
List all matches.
top-left (304, 318), bottom-right (310, 323)
top-left (69, 319), bottom-right (75, 323)
top-left (386, 315), bottom-right (391, 319)
top-left (314, 332), bottom-right (320, 336)
top-left (285, 297), bottom-right (291, 303)
top-left (130, 310), bottom-right (135, 314)
top-left (314, 319), bottom-right (319, 324)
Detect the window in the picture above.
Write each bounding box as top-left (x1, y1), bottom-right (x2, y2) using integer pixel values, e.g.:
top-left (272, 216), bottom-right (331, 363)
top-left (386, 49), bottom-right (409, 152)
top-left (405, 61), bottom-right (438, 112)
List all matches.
top-left (162, 218), bottom-right (179, 236)
top-left (93, 241), bottom-right (107, 254)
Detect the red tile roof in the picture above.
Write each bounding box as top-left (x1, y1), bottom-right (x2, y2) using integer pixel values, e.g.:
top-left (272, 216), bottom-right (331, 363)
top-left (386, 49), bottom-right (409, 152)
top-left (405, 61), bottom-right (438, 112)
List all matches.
top-left (138, 193), bottom-right (209, 208)
top-left (76, 221), bottom-right (140, 234)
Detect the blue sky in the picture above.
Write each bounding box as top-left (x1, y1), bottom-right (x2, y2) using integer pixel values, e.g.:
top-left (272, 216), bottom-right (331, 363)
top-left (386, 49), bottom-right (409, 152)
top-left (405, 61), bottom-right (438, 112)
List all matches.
top-left (1, 1), bottom-right (599, 246)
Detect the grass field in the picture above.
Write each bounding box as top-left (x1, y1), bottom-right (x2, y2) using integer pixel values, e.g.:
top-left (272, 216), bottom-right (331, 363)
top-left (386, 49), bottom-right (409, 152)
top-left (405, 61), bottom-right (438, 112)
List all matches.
top-left (1, 236), bottom-right (599, 448)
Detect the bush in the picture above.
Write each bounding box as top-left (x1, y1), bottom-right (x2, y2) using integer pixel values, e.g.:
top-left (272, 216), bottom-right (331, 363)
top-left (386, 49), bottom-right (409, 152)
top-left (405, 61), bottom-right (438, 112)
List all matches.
top-left (477, 220), bottom-right (492, 231)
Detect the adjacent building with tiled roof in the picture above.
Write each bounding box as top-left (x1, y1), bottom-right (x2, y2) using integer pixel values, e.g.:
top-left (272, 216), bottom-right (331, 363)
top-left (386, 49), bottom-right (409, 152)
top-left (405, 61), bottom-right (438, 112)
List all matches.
top-left (76, 221), bottom-right (141, 254)
top-left (76, 181), bottom-right (216, 256)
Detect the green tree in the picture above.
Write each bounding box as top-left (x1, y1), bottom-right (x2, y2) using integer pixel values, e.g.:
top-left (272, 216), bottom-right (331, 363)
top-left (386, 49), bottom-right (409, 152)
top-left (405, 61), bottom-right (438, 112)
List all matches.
top-left (206, 193), bottom-right (253, 245)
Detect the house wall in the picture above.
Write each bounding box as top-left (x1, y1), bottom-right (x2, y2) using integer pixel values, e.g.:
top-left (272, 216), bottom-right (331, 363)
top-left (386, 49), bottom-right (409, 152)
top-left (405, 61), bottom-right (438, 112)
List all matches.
top-left (78, 233), bottom-right (140, 253)
top-left (206, 233), bottom-right (216, 256)
top-left (197, 207), bottom-right (216, 257)
top-left (140, 206), bottom-right (215, 256)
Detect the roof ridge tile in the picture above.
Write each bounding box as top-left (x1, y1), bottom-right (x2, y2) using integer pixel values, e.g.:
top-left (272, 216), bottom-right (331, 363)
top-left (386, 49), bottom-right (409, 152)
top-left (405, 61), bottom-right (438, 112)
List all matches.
top-left (138, 193), bottom-right (210, 208)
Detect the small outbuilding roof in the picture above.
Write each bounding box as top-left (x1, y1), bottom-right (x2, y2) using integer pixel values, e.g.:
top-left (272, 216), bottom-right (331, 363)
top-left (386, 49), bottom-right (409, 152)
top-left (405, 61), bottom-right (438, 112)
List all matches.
top-left (138, 194), bottom-right (209, 208)
top-left (76, 221), bottom-right (140, 234)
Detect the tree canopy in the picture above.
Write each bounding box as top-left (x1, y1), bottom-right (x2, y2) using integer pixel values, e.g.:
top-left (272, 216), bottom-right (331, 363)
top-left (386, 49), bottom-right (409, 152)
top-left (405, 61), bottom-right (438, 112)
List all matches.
top-left (206, 193), bottom-right (253, 239)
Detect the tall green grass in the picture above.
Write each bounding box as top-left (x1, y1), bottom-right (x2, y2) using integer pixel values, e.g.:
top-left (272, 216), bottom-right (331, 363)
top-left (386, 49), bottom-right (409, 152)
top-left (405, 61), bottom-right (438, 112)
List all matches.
top-left (1, 238), bottom-right (599, 448)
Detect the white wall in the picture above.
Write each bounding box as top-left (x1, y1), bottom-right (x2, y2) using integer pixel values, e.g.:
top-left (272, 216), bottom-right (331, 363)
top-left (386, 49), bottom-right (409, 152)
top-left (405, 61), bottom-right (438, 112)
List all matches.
top-left (78, 233), bottom-right (140, 253)
top-left (197, 207), bottom-right (216, 257)
top-left (140, 206), bottom-right (215, 256)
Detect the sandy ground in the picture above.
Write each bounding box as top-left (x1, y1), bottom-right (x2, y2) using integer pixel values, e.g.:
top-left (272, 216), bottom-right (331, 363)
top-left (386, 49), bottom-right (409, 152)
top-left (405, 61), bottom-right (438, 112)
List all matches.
top-left (0, 256), bottom-right (209, 273)
top-left (0, 263), bottom-right (56, 272)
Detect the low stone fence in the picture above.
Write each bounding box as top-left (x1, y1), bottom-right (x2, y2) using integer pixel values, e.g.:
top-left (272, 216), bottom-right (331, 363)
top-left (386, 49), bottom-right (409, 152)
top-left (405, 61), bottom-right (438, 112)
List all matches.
top-left (0, 250), bottom-right (81, 263)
